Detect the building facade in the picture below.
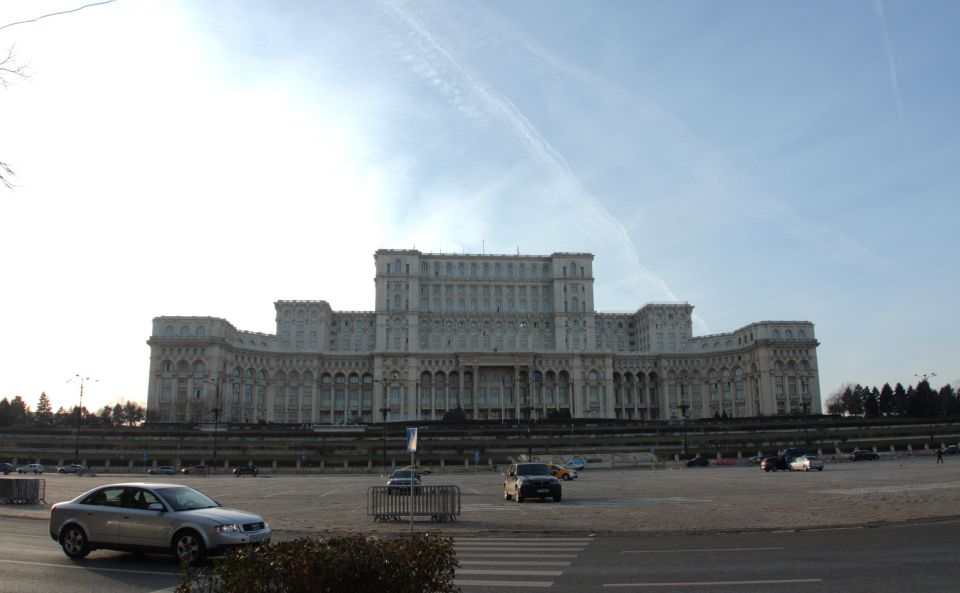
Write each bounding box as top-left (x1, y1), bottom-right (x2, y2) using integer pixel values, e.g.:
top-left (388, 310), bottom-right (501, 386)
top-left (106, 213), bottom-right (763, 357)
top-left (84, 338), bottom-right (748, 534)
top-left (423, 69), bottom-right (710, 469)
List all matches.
top-left (146, 249), bottom-right (822, 424)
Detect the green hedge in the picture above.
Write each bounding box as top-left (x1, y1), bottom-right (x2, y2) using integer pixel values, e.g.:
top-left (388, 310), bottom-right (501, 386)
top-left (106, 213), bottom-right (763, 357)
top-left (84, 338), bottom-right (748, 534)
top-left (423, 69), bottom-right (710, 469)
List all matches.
top-left (178, 534), bottom-right (458, 593)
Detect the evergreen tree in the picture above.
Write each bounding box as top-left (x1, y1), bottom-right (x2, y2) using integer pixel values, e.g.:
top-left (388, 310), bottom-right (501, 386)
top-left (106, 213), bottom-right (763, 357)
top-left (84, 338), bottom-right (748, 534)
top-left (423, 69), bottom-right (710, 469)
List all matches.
top-left (34, 392), bottom-right (54, 426)
top-left (1, 396), bottom-right (32, 425)
top-left (878, 383), bottom-right (895, 416)
top-left (892, 383), bottom-right (908, 416)
top-left (98, 405), bottom-right (113, 426)
top-left (53, 406), bottom-right (72, 426)
top-left (939, 384), bottom-right (958, 417)
top-left (113, 403), bottom-right (124, 426)
top-left (863, 386), bottom-right (880, 418)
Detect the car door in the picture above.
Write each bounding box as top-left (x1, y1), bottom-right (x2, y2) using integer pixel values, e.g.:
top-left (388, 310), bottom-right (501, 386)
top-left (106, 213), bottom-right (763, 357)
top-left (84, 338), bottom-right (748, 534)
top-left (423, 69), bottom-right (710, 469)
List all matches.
top-left (119, 487), bottom-right (169, 549)
top-left (79, 487), bottom-right (124, 546)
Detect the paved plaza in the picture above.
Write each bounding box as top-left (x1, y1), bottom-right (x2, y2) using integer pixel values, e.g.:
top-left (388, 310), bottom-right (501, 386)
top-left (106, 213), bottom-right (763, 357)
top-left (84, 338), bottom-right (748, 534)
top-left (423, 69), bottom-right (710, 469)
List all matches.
top-left (4, 456), bottom-right (960, 538)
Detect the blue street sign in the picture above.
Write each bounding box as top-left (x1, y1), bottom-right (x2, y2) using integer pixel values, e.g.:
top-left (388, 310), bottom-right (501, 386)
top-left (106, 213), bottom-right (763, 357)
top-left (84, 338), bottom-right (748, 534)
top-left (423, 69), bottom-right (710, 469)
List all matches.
top-left (406, 427), bottom-right (418, 452)
top-left (474, 450), bottom-right (480, 464)
top-left (142, 451), bottom-right (148, 461)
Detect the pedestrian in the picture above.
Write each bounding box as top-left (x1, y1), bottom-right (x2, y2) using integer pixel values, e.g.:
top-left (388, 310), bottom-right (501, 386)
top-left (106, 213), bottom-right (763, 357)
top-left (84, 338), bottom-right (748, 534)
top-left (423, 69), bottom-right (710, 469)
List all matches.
top-left (937, 448), bottom-right (944, 463)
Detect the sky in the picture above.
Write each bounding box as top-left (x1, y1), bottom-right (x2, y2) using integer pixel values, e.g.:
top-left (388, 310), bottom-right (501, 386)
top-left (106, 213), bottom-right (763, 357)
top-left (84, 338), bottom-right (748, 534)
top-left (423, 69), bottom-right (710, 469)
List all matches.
top-left (1, 0), bottom-right (958, 414)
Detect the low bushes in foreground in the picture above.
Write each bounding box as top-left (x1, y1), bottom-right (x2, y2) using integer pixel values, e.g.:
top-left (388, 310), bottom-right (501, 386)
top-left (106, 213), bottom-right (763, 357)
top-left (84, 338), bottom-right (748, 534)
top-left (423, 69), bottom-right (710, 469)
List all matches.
top-left (178, 534), bottom-right (458, 593)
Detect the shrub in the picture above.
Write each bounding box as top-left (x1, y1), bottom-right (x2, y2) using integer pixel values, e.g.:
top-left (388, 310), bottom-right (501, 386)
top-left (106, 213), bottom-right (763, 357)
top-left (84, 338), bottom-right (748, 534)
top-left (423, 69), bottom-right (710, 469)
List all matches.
top-left (178, 534), bottom-right (458, 593)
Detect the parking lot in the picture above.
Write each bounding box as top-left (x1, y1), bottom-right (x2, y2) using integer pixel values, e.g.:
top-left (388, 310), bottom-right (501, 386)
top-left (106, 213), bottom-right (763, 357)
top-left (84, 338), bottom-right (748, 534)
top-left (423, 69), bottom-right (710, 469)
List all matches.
top-left (4, 456), bottom-right (960, 537)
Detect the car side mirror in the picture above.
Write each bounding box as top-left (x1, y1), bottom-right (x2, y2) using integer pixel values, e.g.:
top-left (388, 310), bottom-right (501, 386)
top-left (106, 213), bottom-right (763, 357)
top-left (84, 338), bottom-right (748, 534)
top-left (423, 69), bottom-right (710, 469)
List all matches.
top-left (148, 502), bottom-right (164, 512)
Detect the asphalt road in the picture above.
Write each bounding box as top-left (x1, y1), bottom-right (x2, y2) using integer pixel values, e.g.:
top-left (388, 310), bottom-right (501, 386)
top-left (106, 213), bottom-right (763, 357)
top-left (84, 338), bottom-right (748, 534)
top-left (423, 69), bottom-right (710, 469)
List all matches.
top-left (3, 457), bottom-right (960, 591)
top-left (4, 516), bottom-right (960, 593)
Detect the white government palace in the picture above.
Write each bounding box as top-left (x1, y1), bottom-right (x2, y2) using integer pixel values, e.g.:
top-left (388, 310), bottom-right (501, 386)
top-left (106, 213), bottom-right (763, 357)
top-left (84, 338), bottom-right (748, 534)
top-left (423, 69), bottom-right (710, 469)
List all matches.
top-left (146, 249), bottom-right (821, 424)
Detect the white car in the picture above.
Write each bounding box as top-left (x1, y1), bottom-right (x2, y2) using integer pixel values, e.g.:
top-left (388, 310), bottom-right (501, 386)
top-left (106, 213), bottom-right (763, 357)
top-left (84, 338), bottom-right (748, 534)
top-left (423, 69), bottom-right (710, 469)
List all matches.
top-left (789, 455), bottom-right (824, 472)
top-left (49, 482), bottom-right (271, 564)
top-left (17, 463), bottom-right (44, 474)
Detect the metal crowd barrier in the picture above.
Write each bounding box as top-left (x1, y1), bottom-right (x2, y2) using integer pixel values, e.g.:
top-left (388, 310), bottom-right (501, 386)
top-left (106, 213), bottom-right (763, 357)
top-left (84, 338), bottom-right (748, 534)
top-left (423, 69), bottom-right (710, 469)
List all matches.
top-left (367, 485), bottom-right (461, 523)
top-left (0, 478), bottom-right (46, 504)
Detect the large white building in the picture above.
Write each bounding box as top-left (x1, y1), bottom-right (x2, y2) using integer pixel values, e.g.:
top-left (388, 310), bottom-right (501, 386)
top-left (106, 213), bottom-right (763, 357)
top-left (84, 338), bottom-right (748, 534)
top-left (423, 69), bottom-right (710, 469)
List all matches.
top-left (146, 249), bottom-right (821, 424)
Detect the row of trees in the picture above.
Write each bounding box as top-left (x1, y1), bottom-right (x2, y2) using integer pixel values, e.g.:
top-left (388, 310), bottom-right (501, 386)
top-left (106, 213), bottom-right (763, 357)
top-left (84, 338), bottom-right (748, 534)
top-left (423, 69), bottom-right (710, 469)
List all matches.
top-left (0, 392), bottom-right (146, 428)
top-left (825, 380), bottom-right (958, 418)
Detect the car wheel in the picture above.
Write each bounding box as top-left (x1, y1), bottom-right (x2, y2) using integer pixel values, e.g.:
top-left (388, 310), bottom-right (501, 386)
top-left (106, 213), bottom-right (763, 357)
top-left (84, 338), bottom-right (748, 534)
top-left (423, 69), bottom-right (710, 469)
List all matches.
top-left (516, 491), bottom-right (524, 503)
top-left (173, 530), bottom-right (207, 566)
top-left (60, 525), bottom-right (90, 559)
top-left (554, 494), bottom-right (562, 502)
top-left (562, 474), bottom-right (571, 481)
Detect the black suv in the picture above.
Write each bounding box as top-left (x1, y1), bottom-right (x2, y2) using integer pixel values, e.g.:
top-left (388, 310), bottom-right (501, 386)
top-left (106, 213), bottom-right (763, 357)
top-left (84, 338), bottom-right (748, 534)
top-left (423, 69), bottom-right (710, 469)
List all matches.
top-left (849, 450), bottom-right (880, 461)
top-left (503, 462), bottom-right (562, 503)
top-left (233, 465), bottom-right (259, 477)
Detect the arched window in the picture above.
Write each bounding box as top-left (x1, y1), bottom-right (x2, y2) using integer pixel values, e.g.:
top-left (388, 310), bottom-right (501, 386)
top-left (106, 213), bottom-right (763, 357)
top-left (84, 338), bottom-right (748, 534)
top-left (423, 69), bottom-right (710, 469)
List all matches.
top-left (193, 361), bottom-right (205, 374)
top-left (180, 326), bottom-right (190, 337)
top-left (798, 329), bottom-right (806, 340)
top-left (394, 295), bottom-right (401, 310)
top-left (507, 264), bottom-right (513, 278)
top-left (164, 326), bottom-right (174, 337)
top-left (772, 361), bottom-right (783, 371)
top-left (571, 296), bottom-right (579, 311)
top-left (394, 259), bottom-right (401, 273)
top-left (772, 329), bottom-right (781, 341)
top-left (195, 326), bottom-right (206, 337)
top-left (177, 360), bottom-right (189, 372)
top-left (785, 329), bottom-right (794, 340)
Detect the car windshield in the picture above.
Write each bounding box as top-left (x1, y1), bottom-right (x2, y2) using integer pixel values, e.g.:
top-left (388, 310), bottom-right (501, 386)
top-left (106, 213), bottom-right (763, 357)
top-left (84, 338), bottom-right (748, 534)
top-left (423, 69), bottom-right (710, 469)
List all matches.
top-left (391, 470), bottom-right (414, 479)
top-left (516, 464), bottom-right (551, 476)
top-left (155, 486), bottom-right (220, 511)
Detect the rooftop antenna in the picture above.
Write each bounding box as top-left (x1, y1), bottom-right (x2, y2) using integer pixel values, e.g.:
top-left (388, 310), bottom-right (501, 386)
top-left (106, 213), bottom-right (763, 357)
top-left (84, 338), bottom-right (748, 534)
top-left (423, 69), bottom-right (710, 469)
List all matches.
top-left (482, 239), bottom-right (485, 255)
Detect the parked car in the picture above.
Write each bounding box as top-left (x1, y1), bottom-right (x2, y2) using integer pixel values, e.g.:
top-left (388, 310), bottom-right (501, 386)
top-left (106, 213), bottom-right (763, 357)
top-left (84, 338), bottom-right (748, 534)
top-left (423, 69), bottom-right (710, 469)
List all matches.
top-left (386, 469), bottom-right (421, 494)
top-left (58, 464), bottom-right (89, 474)
top-left (789, 455), bottom-right (824, 472)
top-left (181, 465), bottom-right (210, 475)
top-left (761, 456), bottom-right (789, 472)
top-left (233, 465), bottom-right (259, 477)
top-left (17, 463), bottom-right (44, 474)
top-left (686, 456), bottom-right (709, 467)
top-left (404, 465), bottom-right (432, 475)
top-left (503, 462), bottom-right (562, 503)
top-left (942, 445), bottom-right (959, 456)
top-left (748, 455), bottom-right (765, 465)
top-left (148, 466), bottom-right (176, 475)
top-left (0, 462), bottom-right (14, 475)
top-left (563, 459), bottom-right (587, 471)
top-left (48, 482), bottom-right (271, 565)
top-left (849, 450), bottom-right (880, 461)
top-left (546, 463), bottom-right (578, 480)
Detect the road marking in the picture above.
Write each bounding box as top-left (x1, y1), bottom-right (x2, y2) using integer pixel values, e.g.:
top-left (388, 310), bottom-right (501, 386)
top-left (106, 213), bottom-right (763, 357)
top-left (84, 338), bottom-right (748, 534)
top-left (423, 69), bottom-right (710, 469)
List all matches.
top-left (318, 488), bottom-right (341, 497)
top-left (622, 547), bottom-right (784, 553)
top-left (459, 552), bottom-right (579, 559)
top-left (0, 558), bottom-right (177, 577)
top-left (456, 579), bottom-right (553, 588)
top-left (603, 578), bottom-right (822, 588)
top-left (458, 569), bottom-right (563, 576)
top-left (457, 537), bottom-right (593, 542)
top-left (460, 560), bottom-right (571, 566)
top-left (263, 490), bottom-right (293, 498)
top-left (456, 546), bottom-right (585, 552)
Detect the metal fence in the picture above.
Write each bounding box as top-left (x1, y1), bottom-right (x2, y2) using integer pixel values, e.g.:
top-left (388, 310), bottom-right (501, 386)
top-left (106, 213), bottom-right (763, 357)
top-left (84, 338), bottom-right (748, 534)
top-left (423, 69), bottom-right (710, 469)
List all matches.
top-left (367, 485), bottom-right (460, 523)
top-left (0, 478), bottom-right (46, 504)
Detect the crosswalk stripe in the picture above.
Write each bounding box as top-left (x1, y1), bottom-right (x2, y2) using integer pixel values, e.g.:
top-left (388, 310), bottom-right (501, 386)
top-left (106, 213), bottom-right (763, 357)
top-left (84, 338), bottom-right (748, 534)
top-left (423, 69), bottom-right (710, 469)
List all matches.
top-left (455, 580), bottom-right (553, 588)
top-left (459, 552), bottom-right (578, 559)
top-left (456, 537), bottom-right (593, 542)
top-left (458, 569), bottom-right (564, 576)
top-left (460, 560), bottom-right (571, 566)
top-left (457, 546), bottom-right (586, 552)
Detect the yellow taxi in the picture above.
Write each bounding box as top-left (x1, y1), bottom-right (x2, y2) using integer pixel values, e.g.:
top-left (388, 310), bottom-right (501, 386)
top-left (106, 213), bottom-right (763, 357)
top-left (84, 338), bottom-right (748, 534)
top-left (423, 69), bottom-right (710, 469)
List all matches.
top-left (404, 465), bottom-right (432, 475)
top-left (546, 463), bottom-right (578, 481)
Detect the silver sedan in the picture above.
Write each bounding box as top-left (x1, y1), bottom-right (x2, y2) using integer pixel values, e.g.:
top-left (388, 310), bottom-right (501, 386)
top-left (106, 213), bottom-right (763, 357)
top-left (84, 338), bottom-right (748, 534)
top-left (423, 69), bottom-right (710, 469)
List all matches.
top-left (48, 482), bottom-right (270, 564)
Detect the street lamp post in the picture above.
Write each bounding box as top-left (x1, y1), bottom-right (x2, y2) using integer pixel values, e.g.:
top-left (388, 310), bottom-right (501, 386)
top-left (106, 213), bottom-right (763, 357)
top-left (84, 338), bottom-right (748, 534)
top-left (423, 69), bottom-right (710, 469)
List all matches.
top-left (376, 372), bottom-right (400, 472)
top-left (678, 401), bottom-right (690, 457)
top-left (68, 375), bottom-right (98, 465)
top-left (206, 377), bottom-right (222, 469)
